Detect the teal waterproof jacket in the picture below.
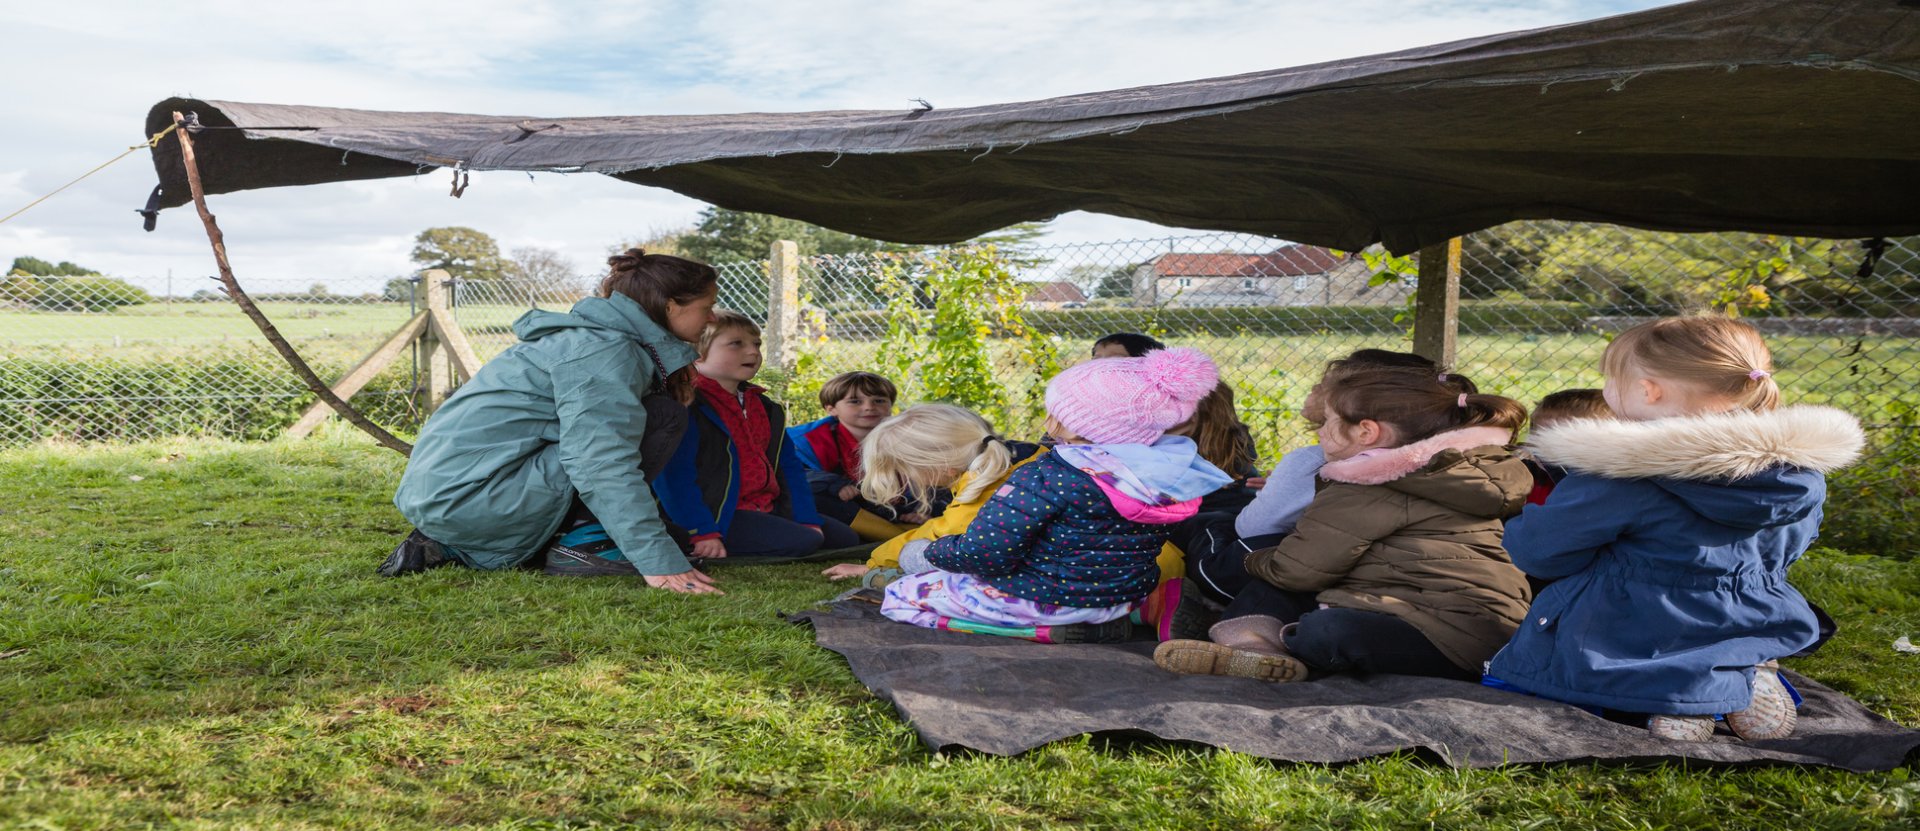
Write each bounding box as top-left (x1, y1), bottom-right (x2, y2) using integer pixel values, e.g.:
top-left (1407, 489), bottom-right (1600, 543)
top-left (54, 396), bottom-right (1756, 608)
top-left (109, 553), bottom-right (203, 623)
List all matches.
top-left (393, 294), bottom-right (698, 575)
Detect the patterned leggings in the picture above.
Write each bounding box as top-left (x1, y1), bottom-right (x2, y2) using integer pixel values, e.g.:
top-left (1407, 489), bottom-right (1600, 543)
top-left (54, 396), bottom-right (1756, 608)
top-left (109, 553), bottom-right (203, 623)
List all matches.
top-left (881, 568), bottom-right (1133, 642)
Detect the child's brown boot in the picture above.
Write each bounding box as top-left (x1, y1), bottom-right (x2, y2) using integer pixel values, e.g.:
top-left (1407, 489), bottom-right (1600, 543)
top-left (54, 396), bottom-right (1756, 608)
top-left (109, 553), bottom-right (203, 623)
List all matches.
top-left (1152, 615), bottom-right (1305, 683)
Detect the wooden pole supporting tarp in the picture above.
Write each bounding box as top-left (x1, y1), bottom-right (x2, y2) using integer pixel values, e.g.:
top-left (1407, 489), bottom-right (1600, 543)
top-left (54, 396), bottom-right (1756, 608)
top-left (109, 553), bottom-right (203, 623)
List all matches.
top-left (1413, 238), bottom-right (1462, 368)
top-left (171, 111), bottom-right (415, 456)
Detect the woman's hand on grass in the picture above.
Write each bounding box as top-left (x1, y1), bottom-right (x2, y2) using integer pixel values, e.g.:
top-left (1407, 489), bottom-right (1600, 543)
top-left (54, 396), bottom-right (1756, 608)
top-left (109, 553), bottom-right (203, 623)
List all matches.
top-left (690, 538), bottom-right (727, 560)
top-left (646, 569), bottom-right (722, 595)
top-left (822, 563), bottom-right (872, 581)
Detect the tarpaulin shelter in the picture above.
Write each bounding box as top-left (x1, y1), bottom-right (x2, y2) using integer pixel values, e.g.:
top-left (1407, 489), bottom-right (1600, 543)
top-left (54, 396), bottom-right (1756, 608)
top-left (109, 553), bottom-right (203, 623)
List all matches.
top-left (142, 0), bottom-right (1920, 255)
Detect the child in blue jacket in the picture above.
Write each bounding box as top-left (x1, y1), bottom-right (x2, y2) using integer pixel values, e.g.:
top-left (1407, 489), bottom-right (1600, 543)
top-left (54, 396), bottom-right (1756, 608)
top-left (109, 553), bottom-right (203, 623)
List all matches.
top-left (880, 347), bottom-right (1232, 642)
top-left (651, 310), bottom-right (859, 560)
top-left (788, 371), bottom-right (938, 541)
top-left (1486, 317), bottom-right (1864, 741)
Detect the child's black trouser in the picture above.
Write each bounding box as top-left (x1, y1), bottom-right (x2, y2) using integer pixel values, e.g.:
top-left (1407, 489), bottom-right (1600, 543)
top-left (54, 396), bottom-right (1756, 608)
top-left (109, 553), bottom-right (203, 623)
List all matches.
top-left (1171, 513), bottom-right (1286, 605)
top-left (1222, 580), bottom-right (1479, 682)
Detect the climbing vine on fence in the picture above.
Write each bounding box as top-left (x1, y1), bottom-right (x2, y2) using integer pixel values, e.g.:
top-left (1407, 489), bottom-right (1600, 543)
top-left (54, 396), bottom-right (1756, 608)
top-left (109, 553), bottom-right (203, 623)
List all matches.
top-left (872, 245), bottom-right (1060, 430)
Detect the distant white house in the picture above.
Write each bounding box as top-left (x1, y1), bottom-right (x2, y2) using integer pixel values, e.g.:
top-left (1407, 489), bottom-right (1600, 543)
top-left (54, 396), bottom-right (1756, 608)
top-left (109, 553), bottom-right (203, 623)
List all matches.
top-left (1130, 244), bottom-right (1410, 307)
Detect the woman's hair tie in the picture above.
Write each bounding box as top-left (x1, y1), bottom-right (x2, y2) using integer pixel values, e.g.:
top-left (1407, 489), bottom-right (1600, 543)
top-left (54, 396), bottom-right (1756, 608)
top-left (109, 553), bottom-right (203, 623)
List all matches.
top-left (1457, 393), bottom-right (1469, 409)
top-left (1437, 372), bottom-right (1449, 384)
top-left (979, 434), bottom-right (1001, 450)
top-left (1748, 369), bottom-right (1772, 381)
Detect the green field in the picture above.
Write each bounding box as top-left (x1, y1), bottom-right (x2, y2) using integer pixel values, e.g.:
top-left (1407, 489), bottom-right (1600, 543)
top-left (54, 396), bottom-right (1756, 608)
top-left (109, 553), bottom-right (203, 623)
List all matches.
top-left (0, 436), bottom-right (1914, 830)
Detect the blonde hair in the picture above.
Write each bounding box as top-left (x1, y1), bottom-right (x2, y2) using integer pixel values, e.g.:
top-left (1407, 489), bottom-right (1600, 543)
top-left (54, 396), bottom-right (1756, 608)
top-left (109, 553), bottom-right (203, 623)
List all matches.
top-left (696, 309), bottom-right (761, 358)
top-left (1601, 316), bottom-right (1780, 412)
top-left (859, 404), bottom-right (1016, 515)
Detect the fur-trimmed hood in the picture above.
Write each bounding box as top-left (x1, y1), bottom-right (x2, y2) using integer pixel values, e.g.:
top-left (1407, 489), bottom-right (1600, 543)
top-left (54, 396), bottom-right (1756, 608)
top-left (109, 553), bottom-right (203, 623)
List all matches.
top-left (1318, 425), bottom-right (1526, 519)
top-left (1528, 405), bottom-right (1865, 482)
top-left (1528, 405), bottom-right (1863, 531)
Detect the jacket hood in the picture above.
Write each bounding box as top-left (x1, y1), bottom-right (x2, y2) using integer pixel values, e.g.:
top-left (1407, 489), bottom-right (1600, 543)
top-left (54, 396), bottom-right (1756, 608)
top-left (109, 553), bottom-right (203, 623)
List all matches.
top-left (1655, 467), bottom-right (1828, 530)
top-left (1318, 425), bottom-right (1527, 519)
top-left (1527, 405), bottom-right (1864, 481)
top-left (1052, 437), bottom-right (1232, 524)
top-left (513, 294), bottom-right (698, 375)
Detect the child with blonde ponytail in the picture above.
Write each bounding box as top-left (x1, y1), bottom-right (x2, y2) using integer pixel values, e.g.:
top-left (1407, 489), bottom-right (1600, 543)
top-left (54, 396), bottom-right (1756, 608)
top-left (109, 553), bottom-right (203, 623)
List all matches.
top-left (1486, 316), bottom-right (1864, 742)
top-left (821, 404), bottom-right (1046, 584)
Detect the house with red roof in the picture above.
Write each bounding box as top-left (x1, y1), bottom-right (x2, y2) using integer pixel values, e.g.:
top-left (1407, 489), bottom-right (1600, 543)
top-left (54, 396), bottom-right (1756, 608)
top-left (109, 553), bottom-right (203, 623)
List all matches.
top-left (1023, 280), bottom-right (1088, 309)
top-left (1130, 244), bottom-right (1408, 307)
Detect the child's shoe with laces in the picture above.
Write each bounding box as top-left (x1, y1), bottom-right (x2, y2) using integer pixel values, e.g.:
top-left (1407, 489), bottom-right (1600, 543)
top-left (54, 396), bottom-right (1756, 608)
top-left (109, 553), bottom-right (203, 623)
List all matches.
top-left (1725, 662), bottom-right (1797, 741)
top-left (1646, 714), bottom-right (1717, 741)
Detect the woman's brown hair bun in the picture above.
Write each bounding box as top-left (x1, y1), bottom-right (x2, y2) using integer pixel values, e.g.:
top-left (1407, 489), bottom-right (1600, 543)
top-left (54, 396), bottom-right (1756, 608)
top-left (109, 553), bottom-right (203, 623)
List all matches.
top-left (606, 248), bottom-right (648, 272)
top-left (597, 249), bottom-right (718, 330)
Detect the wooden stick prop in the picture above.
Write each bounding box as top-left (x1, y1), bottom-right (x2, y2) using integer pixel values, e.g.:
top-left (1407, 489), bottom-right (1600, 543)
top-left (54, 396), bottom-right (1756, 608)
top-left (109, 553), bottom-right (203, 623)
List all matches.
top-left (170, 111), bottom-right (415, 456)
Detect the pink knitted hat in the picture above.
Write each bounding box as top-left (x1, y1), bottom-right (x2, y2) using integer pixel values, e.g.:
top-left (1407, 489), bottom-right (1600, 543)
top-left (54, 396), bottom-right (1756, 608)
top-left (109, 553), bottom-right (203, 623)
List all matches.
top-left (1045, 347), bottom-right (1220, 444)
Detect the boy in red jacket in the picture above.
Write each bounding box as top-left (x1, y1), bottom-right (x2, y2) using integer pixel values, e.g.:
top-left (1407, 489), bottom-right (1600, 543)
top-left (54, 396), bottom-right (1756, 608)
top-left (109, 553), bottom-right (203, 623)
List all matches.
top-left (651, 311), bottom-right (859, 560)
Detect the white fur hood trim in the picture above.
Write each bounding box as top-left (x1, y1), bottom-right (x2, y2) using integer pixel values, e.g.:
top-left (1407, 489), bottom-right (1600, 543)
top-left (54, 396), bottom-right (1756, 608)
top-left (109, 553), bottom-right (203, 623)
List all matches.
top-left (1319, 426), bottom-right (1514, 486)
top-left (1528, 405), bottom-right (1865, 481)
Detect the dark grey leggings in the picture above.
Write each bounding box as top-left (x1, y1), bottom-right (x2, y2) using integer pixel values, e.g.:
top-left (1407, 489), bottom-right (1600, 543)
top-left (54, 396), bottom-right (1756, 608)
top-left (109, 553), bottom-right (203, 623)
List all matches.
top-left (718, 509), bottom-right (860, 560)
top-left (1224, 580), bottom-right (1478, 681)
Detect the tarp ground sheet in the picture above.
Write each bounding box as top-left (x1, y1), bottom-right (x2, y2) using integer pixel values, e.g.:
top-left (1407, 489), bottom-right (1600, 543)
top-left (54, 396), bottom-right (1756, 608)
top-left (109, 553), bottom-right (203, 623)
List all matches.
top-left (792, 600), bottom-right (1920, 771)
top-left (143, 0), bottom-right (1920, 253)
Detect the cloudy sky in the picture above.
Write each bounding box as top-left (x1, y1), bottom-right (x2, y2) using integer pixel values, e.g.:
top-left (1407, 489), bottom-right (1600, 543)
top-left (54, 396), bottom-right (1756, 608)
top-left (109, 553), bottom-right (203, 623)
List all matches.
top-left (1, 1), bottom-right (1673, 293)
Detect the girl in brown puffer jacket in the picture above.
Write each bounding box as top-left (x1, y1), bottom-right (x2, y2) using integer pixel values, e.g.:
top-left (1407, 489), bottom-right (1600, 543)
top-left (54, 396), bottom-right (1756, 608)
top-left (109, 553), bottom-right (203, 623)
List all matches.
top-left (1155, 366), bottom-right (1534, 683)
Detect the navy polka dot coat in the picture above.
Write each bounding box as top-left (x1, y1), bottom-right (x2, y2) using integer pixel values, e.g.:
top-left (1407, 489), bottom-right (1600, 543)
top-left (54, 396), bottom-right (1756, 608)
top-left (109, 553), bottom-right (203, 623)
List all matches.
top-left (924, 451), bottom-right (1169, 607)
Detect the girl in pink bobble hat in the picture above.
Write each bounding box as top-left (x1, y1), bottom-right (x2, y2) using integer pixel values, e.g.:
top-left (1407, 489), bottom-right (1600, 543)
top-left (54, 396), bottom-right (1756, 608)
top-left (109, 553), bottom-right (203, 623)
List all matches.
top-left (878, 347), bottom-right (1233, 643)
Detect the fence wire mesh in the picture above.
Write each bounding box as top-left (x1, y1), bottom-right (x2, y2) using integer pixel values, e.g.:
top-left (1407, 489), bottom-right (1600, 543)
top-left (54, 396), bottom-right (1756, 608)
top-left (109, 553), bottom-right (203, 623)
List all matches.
top-left (3, 222), bottom-right (1915, 546)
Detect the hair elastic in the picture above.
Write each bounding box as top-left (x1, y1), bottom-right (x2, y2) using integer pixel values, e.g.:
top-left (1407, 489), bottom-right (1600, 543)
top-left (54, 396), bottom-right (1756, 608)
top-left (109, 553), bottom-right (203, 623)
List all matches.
top-left (1748, 369), bottom-right (1772, 380)
top-left (1437, 372), bottom-right (1449, 383)
top-left (1457, 393), bottom-right (1469, 409)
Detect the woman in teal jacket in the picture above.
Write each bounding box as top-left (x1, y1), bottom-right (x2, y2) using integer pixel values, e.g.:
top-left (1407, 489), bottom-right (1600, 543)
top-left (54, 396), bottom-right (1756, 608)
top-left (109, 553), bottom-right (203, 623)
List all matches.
top-left (382, 249), bottom-right (724, 595)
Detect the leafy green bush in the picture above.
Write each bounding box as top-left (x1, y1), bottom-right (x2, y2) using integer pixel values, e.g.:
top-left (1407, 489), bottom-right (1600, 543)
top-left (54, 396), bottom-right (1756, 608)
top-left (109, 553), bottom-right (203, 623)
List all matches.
top-left (1820, 406), bottom-right (1920, 557)
top-left (2, 276), bottom-right (154, 312)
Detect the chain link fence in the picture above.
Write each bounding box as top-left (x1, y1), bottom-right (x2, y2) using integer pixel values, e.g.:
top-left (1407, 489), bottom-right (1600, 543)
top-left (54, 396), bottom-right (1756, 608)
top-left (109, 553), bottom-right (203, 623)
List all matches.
top-left (4, 222), bottom-right (1915, 548)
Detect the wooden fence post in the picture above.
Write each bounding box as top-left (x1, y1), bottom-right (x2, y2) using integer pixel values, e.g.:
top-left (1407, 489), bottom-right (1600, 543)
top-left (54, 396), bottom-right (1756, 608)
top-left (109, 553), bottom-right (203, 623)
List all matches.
top-left (284, 268), bottom-right (484, 440)
top-left (1413, 238), bottom-right (1462, 368)
top-left (766, 240), bottom-right (801, 371)
top-left (417, 269), bottom-right (455, 414)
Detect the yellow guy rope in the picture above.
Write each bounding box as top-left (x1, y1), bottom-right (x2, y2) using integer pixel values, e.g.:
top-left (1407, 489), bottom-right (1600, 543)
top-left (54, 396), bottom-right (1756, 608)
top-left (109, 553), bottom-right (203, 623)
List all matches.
top-left (0, 123), bottom-right (180, 226)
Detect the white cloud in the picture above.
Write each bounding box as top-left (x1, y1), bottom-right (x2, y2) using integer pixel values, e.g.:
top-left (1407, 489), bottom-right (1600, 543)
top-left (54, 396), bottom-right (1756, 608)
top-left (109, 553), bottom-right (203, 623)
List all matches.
top-left (0, 1), bottom-right (1676, 290)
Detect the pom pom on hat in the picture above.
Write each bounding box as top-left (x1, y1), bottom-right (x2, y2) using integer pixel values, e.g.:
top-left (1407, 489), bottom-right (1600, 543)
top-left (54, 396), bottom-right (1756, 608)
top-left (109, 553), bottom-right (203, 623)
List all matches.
top-left (1045, 347), bottom-right (1220, 444)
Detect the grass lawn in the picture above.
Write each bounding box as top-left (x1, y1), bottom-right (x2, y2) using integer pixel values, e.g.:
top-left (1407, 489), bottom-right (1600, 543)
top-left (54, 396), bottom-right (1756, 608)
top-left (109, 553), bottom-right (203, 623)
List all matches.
top-left (0, 436), bottom-right (1916, 830)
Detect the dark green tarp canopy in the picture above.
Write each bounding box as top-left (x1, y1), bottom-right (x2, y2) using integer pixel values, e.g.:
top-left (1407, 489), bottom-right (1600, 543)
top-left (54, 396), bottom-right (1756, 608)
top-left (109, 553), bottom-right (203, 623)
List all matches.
top-left (144, 0), bottom-right (1920, 254)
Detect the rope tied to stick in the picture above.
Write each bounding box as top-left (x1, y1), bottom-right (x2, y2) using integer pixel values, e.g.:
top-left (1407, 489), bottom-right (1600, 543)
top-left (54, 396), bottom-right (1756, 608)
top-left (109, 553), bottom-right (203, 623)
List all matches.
top-left (0, 122), bottom-right (180, 226)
